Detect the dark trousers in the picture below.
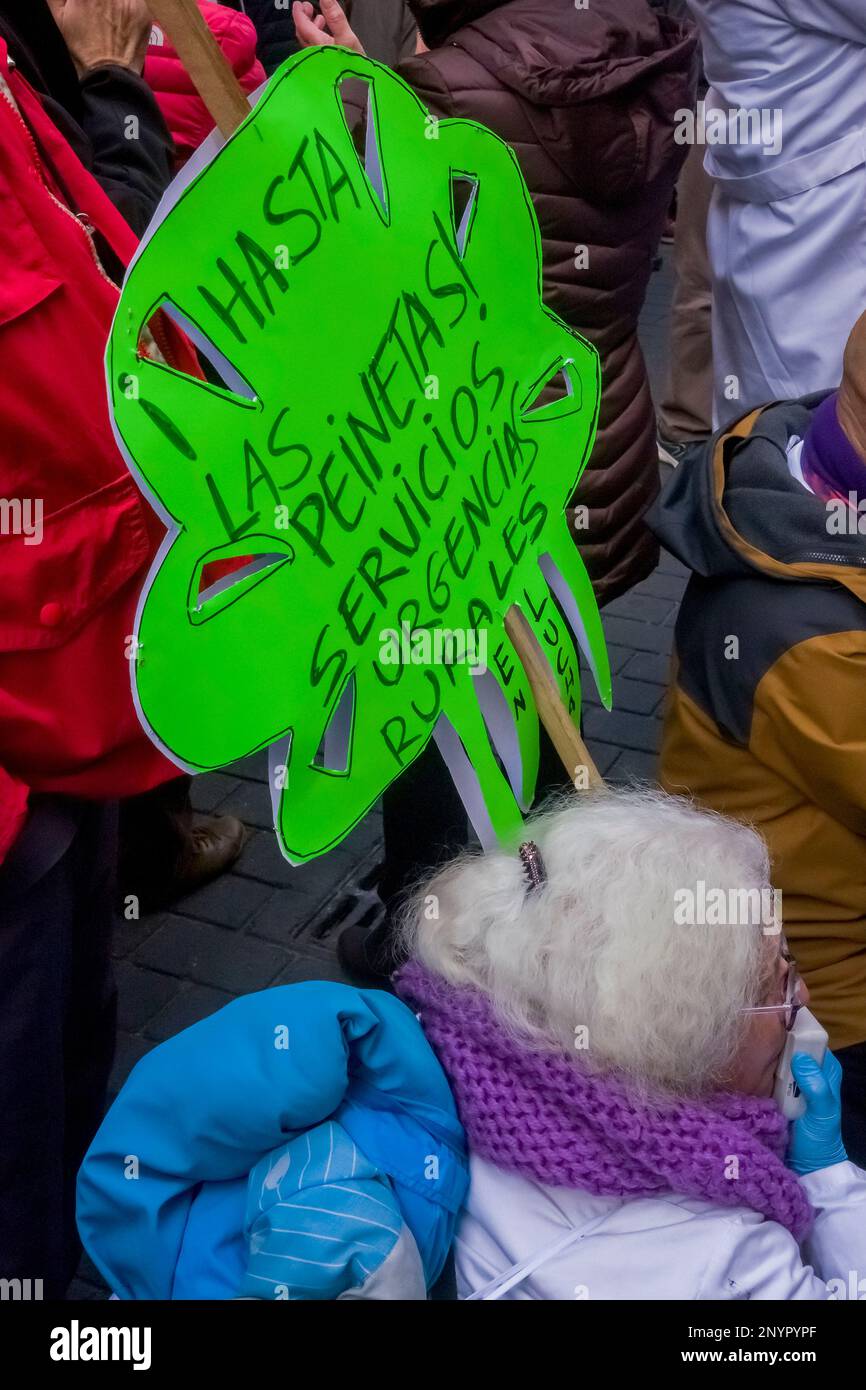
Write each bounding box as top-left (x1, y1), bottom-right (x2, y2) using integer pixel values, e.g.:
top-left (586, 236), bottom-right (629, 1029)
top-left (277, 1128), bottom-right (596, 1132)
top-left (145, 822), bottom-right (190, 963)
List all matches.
top-left (380, 739), bottom-right (469, 915)
top-left (0, 797), bottom-right (118, 1300)
top-left (118, 773), bottom-right (191, 910)
top-left (837, 1041), bottom-right (866, 1170)
top-left (380, 728), bottom-right (570, 915)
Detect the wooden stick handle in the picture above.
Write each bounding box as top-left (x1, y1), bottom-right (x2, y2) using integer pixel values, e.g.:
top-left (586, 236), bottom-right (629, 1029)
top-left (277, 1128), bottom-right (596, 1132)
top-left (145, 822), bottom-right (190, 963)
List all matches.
top-left (147, 0), bottom-right (251, 138)
top-left (505, 604), bottom-right (605, 790)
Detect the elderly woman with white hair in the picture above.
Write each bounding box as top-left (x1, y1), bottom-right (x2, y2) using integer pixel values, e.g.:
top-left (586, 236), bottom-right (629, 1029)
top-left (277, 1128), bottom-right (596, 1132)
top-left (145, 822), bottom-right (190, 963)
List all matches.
top-left (395, 789), bottom-right (866, 1300)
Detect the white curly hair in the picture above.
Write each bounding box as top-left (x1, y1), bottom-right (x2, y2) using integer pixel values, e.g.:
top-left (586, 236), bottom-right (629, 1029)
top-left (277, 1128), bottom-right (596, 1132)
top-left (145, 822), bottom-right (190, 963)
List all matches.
top-left (400, 788), bottom-right (776, 1097)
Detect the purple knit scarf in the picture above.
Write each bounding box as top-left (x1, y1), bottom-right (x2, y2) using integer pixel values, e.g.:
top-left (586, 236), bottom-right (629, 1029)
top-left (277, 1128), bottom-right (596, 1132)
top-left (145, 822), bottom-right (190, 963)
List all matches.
top-left (396, 961), bottom-right (813, 1239)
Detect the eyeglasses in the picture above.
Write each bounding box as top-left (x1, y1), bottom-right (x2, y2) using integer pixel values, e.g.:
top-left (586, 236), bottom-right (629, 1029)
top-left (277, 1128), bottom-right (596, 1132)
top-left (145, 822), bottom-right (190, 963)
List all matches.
top-left (740, 944), bottom-right (803, 1033)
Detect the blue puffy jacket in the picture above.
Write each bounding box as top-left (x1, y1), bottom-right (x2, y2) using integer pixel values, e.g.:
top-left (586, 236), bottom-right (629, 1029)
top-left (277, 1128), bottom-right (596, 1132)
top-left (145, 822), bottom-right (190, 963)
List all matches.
top-left (77, 983), bottom-right (468, 1299)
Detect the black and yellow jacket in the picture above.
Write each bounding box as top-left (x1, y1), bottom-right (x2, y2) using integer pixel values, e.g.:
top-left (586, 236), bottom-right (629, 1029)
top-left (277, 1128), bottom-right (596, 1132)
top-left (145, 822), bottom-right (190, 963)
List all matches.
top-left (649, 397), bottom-right (866, 1051)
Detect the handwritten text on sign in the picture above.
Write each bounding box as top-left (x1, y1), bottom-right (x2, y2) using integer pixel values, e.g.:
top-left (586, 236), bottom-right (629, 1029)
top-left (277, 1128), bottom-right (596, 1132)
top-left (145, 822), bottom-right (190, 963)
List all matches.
top-left (110, 49), bottom-right (608, 860)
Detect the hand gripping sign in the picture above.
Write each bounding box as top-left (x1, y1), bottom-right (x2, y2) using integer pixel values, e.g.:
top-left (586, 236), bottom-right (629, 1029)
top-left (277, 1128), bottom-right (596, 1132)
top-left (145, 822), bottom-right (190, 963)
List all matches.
top-left (109, 35), bottom-right (611, 863)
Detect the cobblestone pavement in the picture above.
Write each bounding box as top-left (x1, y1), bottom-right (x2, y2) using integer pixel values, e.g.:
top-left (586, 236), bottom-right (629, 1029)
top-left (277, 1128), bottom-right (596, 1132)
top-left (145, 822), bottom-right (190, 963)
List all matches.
top-left (70, 253), bottom-right (684, 1298)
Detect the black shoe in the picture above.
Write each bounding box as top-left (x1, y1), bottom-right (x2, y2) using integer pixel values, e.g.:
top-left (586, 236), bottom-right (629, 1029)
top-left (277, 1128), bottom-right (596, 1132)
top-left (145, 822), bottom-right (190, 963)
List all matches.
top-left (337, 919), bottom-right (403, 987)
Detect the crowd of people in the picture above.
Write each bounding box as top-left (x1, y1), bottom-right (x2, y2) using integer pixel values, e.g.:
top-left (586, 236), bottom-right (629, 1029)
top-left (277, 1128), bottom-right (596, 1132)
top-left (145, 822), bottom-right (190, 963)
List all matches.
top-left (1, 0), bottom-right (866, 1304)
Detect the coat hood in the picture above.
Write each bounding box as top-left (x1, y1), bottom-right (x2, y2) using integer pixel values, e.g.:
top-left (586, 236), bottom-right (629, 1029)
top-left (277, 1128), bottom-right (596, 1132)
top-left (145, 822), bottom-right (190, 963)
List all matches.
top-left (410, 0), bottom-right (696, 106)
top-left (409, 0), bottom-right (696, 193)
top-left (648, 397), bottom-right (866, 605)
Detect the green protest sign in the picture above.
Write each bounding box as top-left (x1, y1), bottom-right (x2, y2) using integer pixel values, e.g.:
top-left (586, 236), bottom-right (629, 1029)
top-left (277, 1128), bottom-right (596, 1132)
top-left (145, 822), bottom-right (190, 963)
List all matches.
top-left (109, 47), bottom-right (611, 863)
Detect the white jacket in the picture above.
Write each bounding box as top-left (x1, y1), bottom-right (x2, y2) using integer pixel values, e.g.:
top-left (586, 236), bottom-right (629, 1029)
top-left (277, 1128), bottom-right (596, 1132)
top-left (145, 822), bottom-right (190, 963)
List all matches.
top-left (684, 0), bottom-right (866, 423)
top-left (455, 1155), bottom-right (866, 1300)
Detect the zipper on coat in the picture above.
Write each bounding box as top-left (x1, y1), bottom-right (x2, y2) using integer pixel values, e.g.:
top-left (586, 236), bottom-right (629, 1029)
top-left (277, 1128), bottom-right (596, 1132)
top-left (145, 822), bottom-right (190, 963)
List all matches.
top-left (0, 75), bottom-right (118, 292)
top-left (0, 67), bottom-right (182, 372)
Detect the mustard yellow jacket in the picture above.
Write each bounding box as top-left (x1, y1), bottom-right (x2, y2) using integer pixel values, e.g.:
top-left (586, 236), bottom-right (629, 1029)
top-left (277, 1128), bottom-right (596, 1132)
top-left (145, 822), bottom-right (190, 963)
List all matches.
top-left (650, 398), bottom-right (866, 1050)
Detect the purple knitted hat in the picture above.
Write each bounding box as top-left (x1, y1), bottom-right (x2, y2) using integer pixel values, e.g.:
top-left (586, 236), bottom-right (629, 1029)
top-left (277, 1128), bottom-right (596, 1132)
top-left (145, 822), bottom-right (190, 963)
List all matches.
top-left (802, 390), bottom-right (866, 503)
top-left (396, 960), bottom-right (813, 1240)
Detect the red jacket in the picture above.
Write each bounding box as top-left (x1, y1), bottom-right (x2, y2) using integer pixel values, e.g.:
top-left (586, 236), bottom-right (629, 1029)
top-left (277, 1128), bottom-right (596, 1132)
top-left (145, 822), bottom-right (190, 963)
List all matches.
top-left (0, 40), bottom-right (190, 861)
top-left (145, 2), bottom-right (265, 164)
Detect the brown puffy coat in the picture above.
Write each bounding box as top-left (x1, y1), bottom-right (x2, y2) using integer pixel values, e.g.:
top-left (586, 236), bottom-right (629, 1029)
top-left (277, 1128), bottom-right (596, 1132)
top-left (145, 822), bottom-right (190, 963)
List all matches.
top-left (401, 0), bottom-right (696, 604)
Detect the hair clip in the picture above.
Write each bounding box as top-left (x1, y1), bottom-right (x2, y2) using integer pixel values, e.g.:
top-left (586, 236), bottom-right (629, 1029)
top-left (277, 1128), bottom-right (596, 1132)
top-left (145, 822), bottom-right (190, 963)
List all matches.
top-left (518, 840), bottom-right (547, 893)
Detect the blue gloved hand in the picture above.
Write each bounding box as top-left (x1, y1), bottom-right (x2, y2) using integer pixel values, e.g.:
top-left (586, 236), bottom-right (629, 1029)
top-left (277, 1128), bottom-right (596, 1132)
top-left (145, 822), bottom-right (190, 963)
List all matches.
top-left (785, 1051), bottom-right (848, 1176)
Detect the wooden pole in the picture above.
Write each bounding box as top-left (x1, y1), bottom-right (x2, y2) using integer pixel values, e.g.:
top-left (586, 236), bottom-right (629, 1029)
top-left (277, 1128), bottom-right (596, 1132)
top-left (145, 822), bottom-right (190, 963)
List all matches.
top-left (143, 0), bottom-right (605, 790)
top-left (504, 607), bottom-right (604, 789)
top-left (147, 0), bottom-right (251, 137)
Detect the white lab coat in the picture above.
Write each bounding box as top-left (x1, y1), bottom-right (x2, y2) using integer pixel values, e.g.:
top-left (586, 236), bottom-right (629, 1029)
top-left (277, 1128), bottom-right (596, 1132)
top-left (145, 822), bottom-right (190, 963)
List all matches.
top-left (456, 1155), bottom-right (866, 1300)
top-left (684, 1), bottom-right (866, 425)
